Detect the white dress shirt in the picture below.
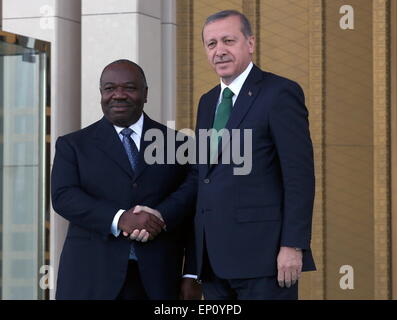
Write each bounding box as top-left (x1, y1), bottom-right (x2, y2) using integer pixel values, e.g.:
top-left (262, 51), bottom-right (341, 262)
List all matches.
top-left (217, 61), bottom-right (253, 109)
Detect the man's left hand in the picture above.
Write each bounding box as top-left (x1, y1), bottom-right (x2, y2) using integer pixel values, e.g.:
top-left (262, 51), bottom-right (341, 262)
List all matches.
top-left (179, 278), bottom-right (202, 300)
top-left (277, 246), bottom-right (303, 288)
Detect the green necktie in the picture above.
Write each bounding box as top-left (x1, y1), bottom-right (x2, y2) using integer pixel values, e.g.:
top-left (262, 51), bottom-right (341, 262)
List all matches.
top-left (210, 87), bottom-right (234, 162)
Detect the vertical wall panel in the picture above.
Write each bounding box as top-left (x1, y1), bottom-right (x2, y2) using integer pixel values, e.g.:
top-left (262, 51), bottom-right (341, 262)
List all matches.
top-left (258, 0), bottom-right (324, 299)
top-left (373, 0), bottom-right (391, 300)
top-left (324, 0), bottom-right (374, 299)
top-left (391, 0), bottom-right (397, 300)
top-left (260, 0), bottom-right (310, 91)
top-left (308, 0), bottom-right (325, 300)
top-left (176, 0), bottom-right (194, 129)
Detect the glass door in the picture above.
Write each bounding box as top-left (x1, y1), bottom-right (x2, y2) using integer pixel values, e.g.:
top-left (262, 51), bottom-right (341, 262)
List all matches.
top-left (0, 31), bottom-right (50, 300)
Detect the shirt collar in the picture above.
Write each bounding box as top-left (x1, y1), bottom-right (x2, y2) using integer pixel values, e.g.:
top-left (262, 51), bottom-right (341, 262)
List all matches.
top-left (113, 112), bottom-right (144, 138)
top-left (220, 62), bottom-right (253, 98)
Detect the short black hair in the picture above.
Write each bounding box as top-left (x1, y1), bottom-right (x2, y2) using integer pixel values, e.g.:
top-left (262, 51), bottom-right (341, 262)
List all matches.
top-left (100, 59), bottom-right (147, 87)
top-left (202, 10), bottom-right (253, 42)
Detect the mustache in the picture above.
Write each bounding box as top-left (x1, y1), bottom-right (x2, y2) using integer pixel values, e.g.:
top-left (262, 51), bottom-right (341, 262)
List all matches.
top-left (109, 102), bottom-right (135, 108)
top-left (214, 56), bottom-right (232, 64)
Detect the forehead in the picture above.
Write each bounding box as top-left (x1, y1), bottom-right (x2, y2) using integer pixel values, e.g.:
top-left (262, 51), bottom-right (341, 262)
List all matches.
top-left (101, 63), bottom-right (142, 84)
top-left (203, 15), bottom-right (243, 40)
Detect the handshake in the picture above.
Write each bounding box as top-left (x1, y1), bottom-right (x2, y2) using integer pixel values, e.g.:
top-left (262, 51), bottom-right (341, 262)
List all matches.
top-left (118, 205), bottom-right (166, 242)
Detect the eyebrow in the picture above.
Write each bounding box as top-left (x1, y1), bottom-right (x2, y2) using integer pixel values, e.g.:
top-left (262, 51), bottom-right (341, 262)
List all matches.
top-left (205, 35), bottom-right (237, 43)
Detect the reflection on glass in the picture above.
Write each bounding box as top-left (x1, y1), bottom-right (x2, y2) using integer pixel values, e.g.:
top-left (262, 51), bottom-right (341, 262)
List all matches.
top-left (0, 33), bottom-right (49, 300)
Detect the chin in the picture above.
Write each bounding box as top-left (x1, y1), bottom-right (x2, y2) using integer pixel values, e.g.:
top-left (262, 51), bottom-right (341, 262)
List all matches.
top-left (216, 70), bottom-right (233, 79)
top-left (215, 67), bottom-right (234, 78)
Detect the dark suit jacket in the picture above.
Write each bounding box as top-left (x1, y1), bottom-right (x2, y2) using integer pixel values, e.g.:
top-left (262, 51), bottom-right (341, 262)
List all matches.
top-left (51, 113), bottom-right (196, 300)
top-left (160, 65), bottom-right (316, 280)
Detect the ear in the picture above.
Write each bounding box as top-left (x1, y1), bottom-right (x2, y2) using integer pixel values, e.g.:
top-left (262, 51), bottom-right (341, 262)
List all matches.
top-left (144, 87), bottom-right (148, 103)
top-left (248, 36), bottom-right (255, 54)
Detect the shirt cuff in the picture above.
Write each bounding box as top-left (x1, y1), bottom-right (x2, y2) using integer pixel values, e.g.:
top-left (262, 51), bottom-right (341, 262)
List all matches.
top-left (182, 274), bottom-right (198, 279)
top-left (111, 209), bottom-right (125, 237)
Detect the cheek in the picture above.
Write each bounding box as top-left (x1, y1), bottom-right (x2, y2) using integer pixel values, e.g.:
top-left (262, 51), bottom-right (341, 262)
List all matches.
top-left (206, 51), bottom-right (214, 63)
top-left (128, 94), bottom-right (145, 105)
top-left (101, 94), bottom-right (110, 103)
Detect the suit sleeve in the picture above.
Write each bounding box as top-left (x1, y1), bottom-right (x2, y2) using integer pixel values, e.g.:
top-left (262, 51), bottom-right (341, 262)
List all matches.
top-left (51, 136), bottom-right (120, 236)
top-left (155, 158), bottom-right (198, 232)
top-left (182, 220), bottom-right (197, 275)
top-left (156, 96), bottom-right (203, 230)
top-left (268, 80), bottom-right (315, 250)
top-left (154, 100), bottom-right (203, 232)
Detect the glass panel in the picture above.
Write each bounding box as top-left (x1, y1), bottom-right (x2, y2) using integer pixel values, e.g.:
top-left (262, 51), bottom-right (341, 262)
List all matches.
top-left (0, 34), bottom-right (48, 300)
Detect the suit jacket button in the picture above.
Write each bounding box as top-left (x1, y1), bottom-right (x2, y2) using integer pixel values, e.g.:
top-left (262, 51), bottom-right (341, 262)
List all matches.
top-left (133, 183), bottom-right (138, 188)
top-left (204, 178), bottom-right (210, 184)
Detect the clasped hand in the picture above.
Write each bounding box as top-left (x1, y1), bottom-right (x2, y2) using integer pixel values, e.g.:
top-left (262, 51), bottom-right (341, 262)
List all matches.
top-left (118, 205), bottom-right (165, 242)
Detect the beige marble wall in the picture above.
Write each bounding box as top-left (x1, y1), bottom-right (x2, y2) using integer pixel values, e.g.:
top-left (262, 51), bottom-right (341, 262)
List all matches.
top-left (391, 0), bottom-right (397, 300)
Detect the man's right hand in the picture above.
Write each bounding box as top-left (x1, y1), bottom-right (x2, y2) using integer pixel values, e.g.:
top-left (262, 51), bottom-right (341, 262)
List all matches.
top-left (118, 208), bottom-right (165, 240)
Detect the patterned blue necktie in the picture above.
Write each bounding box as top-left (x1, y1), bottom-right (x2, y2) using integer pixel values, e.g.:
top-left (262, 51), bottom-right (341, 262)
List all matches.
top-left (120, 127), bottom-right (139, 173)
top-left (120, 127), bottom-right (139, 260)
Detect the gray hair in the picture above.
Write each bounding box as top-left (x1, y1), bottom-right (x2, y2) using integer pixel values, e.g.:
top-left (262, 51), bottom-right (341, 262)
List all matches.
top-left (202, 10), bottom-right (253, 42)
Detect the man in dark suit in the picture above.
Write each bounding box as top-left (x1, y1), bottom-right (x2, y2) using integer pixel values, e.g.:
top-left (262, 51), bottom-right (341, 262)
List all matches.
top-left (195, 9), bottom-right (316, 300)
top-left (138, 10), bottom-right (316, 300)
top-left (51, 59), bottom-right (201, 300)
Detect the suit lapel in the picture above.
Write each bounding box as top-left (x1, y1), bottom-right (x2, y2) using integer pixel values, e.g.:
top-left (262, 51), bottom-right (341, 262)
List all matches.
top-left (201, 86), bottom-right (221, 131)
top-left (200, 86), bottom-right (221, 172)
top-left (93, 117), bottom-right (134, 179)
top-left (224, 66), bottom-right (264, 133)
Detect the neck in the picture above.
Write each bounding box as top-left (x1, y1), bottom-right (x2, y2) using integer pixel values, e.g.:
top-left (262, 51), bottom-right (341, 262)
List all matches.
top-left (221, 76), bottom-right (237, 86)
top-left (110, 113), bottom-right (143, 128)
top-left (221, 62), bottom-right (252, 86)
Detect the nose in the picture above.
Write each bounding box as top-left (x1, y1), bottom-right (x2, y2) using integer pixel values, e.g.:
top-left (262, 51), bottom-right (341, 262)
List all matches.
top-left (215, 42), bottom-right (227, 57)
top-left (112, 86), bottom-right (127, 99)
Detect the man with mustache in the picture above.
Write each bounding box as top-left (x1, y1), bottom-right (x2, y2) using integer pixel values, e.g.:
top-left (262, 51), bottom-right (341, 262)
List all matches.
top-left (51, 59), bottom-right (201, 300)
top-left (134, 10), bottom-right (316, 300)
top-left (194, 10), bottom-right (316, 300)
